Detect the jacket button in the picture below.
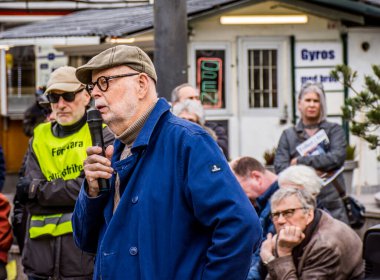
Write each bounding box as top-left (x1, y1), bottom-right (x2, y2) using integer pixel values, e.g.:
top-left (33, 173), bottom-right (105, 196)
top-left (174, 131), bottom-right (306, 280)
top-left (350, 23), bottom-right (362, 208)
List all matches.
top-left (131, 196), bottom-right (139, 204)
top-left (129, 247), bottom-right (138, 256)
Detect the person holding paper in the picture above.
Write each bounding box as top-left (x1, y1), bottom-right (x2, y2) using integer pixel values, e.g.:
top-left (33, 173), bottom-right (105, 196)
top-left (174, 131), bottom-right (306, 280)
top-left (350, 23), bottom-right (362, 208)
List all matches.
top-left (274, 81), bottom-right (348, 224)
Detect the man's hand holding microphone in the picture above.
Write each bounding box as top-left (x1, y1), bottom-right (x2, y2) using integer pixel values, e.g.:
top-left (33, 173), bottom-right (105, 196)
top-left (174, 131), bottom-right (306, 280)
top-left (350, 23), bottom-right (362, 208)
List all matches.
top-left (84, 145), bottom-right (114, 197)
top-left (85, 107), bottom-right (114, 197)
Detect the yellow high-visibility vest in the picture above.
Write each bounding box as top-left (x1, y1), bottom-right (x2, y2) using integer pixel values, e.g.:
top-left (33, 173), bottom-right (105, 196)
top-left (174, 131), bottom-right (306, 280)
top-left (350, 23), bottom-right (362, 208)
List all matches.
top-left (32, 122), bottom-right (92, 181)
top-left (29, 213), bottom-right (73, 239)
top-left (30, 122), bottom-right (92, 238)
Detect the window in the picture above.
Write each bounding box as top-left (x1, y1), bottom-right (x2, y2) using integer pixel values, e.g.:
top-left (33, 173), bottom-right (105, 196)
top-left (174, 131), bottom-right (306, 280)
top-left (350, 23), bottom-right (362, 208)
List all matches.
top-left (248, 49), bottom-right (278, 108)
top-left (238, 37), bottom-right (288, 115)
top-left (6, 45), bottom-right (36, 97)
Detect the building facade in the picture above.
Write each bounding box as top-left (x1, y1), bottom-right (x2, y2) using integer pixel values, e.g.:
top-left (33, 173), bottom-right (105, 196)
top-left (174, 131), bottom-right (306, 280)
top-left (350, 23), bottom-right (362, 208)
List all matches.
top-left (0, 0), bottom-right (379, 191)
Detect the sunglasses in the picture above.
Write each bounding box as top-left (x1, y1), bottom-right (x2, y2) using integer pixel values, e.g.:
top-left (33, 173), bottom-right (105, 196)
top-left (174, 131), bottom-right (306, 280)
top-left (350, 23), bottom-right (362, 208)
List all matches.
top-left (47, 88), bottom-right (84, 103)
top-left (86, 73), bottom-right (139, 93)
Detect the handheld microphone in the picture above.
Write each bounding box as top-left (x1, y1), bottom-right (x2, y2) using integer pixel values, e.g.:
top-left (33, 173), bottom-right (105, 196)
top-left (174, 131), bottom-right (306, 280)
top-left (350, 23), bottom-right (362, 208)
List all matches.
top-left (87, 107), bottom-right (110, 193)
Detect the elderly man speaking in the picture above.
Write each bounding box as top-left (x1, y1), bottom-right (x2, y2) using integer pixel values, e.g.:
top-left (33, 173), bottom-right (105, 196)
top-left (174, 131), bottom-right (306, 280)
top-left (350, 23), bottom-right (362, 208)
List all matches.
top-left (72, 45), bottom-right (262, 280)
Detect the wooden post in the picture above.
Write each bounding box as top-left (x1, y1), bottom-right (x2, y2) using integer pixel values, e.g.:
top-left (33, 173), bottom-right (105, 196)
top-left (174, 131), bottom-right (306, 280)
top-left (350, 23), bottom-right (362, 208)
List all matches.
top-left (154, 0), bottom-right (188, 101)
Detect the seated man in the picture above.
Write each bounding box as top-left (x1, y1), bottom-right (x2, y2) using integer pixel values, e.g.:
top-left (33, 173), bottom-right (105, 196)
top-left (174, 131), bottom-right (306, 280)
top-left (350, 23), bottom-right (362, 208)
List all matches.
top-left (260, 188), bottom-right (363, 279)
top-left (230, 156), bottom-right (278, 280)
top-left (230, 159), bottom-right (322, 280)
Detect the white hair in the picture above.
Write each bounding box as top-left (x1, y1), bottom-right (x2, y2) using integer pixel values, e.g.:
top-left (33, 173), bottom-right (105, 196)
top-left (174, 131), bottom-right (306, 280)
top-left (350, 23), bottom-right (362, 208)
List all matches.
top-left (278, 165), bottom-right (322, 196)
top-left (271, 188), bottom-right (316, 210)
top-left (172, 99), bottom-right (205, 125)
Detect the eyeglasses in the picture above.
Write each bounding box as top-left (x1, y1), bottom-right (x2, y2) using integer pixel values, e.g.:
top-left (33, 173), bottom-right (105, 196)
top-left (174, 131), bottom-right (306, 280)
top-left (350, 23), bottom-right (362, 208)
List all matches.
top-left (270, 207), bottom-right (307, 221)
top-left (47, 88), bottom-right (85, 104)
top-left (86, 73), bottom-right (139, 93)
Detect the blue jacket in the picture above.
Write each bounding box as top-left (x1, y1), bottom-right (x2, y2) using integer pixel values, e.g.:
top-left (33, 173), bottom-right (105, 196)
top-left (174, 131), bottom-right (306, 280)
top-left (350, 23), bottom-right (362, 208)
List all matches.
top-left (72, 98), bottom-right (262, 280)
top-left (247, 181), bottom-right (279, 280)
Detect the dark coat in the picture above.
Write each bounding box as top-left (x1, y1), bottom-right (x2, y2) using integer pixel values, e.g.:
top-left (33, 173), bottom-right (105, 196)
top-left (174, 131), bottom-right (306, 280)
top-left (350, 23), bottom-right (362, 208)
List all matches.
top-left (205, 121), bottom-right (229, 160)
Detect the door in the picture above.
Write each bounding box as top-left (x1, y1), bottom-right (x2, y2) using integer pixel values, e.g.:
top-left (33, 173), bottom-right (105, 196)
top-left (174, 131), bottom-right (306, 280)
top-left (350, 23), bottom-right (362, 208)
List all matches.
top-left (237, 37), bottom-right (291, 162)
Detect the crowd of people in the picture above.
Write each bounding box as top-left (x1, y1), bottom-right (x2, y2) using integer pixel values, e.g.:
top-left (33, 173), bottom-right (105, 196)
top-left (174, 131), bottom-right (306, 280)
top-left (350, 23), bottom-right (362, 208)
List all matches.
top-left (0, 45), bottom-right (366, 280)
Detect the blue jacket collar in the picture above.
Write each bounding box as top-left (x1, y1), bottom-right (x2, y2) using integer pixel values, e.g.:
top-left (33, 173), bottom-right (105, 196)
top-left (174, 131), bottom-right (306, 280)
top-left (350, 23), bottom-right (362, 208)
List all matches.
top-left (132, 98), bottom-right (171, 149)
top-left (256, 180), bottom-right (279, 212)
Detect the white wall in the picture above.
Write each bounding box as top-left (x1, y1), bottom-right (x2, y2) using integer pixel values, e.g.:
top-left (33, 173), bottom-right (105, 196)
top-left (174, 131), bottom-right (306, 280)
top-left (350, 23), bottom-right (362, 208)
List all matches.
top-left (348, 28), bottom-right (380, 190)
top-left (189, 1), bottom-right (342, 163)
top-left (188, 2), bottom-right (380, 190)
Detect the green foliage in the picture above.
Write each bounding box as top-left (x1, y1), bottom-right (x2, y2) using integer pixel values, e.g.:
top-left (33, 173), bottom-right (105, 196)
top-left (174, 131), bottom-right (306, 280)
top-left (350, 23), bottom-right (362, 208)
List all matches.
top-left (331, 64), bottom-right (380, 152)
top-left (263, 147), bottom-right (276, 166)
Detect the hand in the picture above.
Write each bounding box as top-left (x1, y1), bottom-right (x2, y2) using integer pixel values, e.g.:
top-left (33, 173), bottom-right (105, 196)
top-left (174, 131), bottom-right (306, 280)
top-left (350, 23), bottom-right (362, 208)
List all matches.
top-left (16, 177), bottom-right (32, 203)
top-left (84, 145), bottom-right (114, 197)
top-left (260, 233), bottom-right (275, 262)
top-left (276, 226), bottom-right (305, 257)
top-left (290, 157), bottom-right (298, 165)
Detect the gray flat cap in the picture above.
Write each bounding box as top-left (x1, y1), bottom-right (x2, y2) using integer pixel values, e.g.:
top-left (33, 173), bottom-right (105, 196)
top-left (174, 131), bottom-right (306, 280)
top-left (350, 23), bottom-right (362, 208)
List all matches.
top-left (76, 45), bottom-right (157, 84)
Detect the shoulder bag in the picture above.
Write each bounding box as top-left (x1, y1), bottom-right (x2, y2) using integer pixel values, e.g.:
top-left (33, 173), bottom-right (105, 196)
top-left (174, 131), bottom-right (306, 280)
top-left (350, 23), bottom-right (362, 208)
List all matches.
top-left (332, 179), bottom-right (366, 229)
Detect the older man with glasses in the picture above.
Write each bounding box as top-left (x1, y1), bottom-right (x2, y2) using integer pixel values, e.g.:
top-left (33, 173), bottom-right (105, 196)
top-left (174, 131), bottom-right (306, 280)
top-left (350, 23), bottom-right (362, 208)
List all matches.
top-left (16, 66), bottom-right (114, 280)
top-left (260, 188), bottom-right (363, 280)
top-left (71, 45), bottom-right (262, 280)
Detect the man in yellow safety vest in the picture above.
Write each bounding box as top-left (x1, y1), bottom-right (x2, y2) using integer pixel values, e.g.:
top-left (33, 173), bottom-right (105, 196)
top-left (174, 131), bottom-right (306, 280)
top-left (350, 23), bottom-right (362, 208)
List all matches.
top-left (16, 66), bottom-right (114, 280)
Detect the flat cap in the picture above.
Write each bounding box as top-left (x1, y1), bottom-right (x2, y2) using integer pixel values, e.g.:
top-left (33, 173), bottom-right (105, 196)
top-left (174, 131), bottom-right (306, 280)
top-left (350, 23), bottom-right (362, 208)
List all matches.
top-left (76, 45), bottom-right (157, 84)
top-left (45, 66), bottom-right (83, 94)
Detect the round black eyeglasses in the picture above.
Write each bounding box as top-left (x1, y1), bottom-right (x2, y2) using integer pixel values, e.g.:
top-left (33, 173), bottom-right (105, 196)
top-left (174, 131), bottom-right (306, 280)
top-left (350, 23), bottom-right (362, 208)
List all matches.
top-left (86, 73), bottom-right (139, 93)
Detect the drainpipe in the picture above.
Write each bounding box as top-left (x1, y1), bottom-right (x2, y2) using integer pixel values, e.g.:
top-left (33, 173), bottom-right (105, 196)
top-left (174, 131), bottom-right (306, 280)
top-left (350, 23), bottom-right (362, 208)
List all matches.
top-left (290, 35), bottom-right (296, 125)
top-left (341, 32), bottom-right (349, 144)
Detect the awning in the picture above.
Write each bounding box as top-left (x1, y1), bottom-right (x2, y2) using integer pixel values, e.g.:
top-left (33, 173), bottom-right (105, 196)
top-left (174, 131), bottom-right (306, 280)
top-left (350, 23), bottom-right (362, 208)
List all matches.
top-left (1, 0), bottom-right (380, 47)
top-left (0, 0), bottom-right (239, 46)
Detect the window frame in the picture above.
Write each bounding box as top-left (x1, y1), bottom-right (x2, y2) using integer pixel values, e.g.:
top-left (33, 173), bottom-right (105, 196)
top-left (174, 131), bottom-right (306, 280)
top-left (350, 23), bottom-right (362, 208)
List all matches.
top-left (238, 37), bottom-right (288, 116)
